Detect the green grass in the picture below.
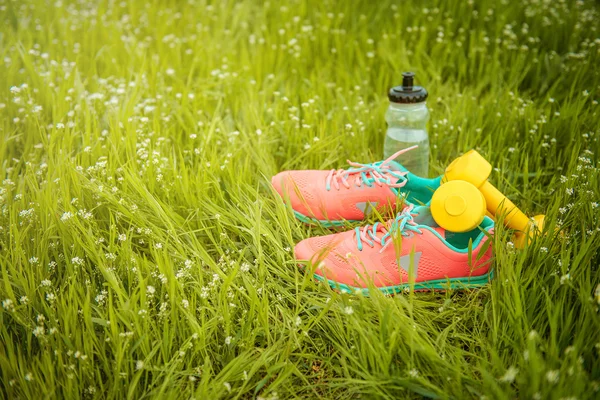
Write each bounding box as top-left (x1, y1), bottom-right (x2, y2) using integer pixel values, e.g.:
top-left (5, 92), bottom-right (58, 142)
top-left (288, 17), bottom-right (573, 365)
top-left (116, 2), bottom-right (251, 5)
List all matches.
top-left (1, 0), bottom-right (599, 398)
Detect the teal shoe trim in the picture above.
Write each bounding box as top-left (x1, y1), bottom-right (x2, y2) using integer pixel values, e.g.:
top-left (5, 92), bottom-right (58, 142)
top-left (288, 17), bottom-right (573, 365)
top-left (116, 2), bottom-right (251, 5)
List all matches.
top-left (313, 269), bottom-right (494, 296)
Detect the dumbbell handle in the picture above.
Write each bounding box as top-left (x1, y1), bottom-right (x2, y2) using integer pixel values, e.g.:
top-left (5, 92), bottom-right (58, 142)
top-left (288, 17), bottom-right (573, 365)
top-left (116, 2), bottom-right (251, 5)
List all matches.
top-left (443, 149), bottom-right (540, 236)
top-left (480, 181), bottom-right (530, 232)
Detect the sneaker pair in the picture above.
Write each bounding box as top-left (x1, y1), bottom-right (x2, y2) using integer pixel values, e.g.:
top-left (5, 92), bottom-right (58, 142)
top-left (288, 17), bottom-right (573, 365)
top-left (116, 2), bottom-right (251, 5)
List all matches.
top-left (272, 149), bottom-right (494, 294)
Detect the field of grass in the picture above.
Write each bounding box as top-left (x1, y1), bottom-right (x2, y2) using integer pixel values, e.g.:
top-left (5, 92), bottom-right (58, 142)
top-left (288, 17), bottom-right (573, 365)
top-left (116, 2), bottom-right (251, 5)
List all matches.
top-left (1, 0), bottom-right (600, 398)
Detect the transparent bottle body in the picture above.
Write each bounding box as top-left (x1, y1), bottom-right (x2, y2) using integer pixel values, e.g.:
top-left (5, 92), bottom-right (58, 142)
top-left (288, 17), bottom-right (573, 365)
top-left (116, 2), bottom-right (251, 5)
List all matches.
top-left (383, 102), bottom-right (430, 177)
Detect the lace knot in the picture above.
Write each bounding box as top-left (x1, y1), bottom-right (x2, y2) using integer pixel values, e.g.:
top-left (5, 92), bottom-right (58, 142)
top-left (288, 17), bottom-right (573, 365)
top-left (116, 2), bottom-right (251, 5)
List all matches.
top-left (354, 204), bottom-right (423, 253)
top-left (325, 146), bottom-right (417, 191)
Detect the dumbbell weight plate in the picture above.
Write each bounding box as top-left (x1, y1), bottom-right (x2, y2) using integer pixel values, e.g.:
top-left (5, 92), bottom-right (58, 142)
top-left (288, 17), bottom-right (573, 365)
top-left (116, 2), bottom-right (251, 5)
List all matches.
top-left (431, 180), bottom-right (487, 233)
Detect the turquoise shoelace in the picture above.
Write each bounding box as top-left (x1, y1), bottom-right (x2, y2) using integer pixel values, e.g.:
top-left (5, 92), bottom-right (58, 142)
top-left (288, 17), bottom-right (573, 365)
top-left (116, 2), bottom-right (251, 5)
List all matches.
top-left (325, 146), bottom-right (416, 191)
top-left (355, 205), bottom-right (423, 252)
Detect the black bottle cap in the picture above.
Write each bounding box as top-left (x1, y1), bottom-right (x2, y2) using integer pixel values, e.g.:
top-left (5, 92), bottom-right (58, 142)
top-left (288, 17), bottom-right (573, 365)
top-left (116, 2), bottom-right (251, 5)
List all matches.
top-left (388, 72), bottom-right (428, 104)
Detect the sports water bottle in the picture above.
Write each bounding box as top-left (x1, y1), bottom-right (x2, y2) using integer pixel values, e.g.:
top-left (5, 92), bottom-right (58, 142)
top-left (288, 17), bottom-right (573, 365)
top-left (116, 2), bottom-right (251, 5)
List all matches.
top-left (383, 72), bottom-right (430, 177)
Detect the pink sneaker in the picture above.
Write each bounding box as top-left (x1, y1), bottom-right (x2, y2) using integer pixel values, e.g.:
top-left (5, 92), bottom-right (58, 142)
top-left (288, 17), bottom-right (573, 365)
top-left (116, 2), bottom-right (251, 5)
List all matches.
top-left (294, 205), bottom-right (494, 294)
top-left (271, 147), bottom-right (442, 227)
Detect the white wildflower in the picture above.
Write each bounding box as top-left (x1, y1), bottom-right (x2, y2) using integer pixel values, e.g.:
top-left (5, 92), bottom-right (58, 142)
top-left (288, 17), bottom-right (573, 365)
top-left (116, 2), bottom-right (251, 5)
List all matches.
top-left (528, 330), bottom-right (538, 340)
top-left (546, 370), bottom-right (559, 384)
top-left (2, 299), bottom-right (14, 311)
top-left (200, 286), bottom-right (210, 299)
top-left (240, 262), bottom-right (251, 272)
top-left (499, 366), bottom-right (519, 382)
top-left (46, 293), bottom-right (56, 304)
top-left (560, 274), bottom-right (571, 285)
top-left (61, 211), bottom-right (73, 221)
top-left (71, 257), bottom-right (84, 266)
top-left (95, 291), bottom-right (107, 305)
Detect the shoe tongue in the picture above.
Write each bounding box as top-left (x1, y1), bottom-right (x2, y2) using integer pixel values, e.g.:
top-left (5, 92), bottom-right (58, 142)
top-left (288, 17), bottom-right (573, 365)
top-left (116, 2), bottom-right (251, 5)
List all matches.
top-left (431, 226), bottom-right (447, 238)
top-left (410, 206), bottom-right (446, 239)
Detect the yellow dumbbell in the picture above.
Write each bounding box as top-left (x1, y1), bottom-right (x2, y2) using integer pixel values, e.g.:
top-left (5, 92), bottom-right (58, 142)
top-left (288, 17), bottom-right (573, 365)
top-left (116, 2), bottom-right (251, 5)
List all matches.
top-left (431, 150), bottom-right (545, 246)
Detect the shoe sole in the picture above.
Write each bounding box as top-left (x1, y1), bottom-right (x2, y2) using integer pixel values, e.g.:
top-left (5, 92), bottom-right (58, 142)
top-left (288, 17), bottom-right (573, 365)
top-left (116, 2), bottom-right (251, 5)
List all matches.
top-left (312, 269), bottom-right (494, 295)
